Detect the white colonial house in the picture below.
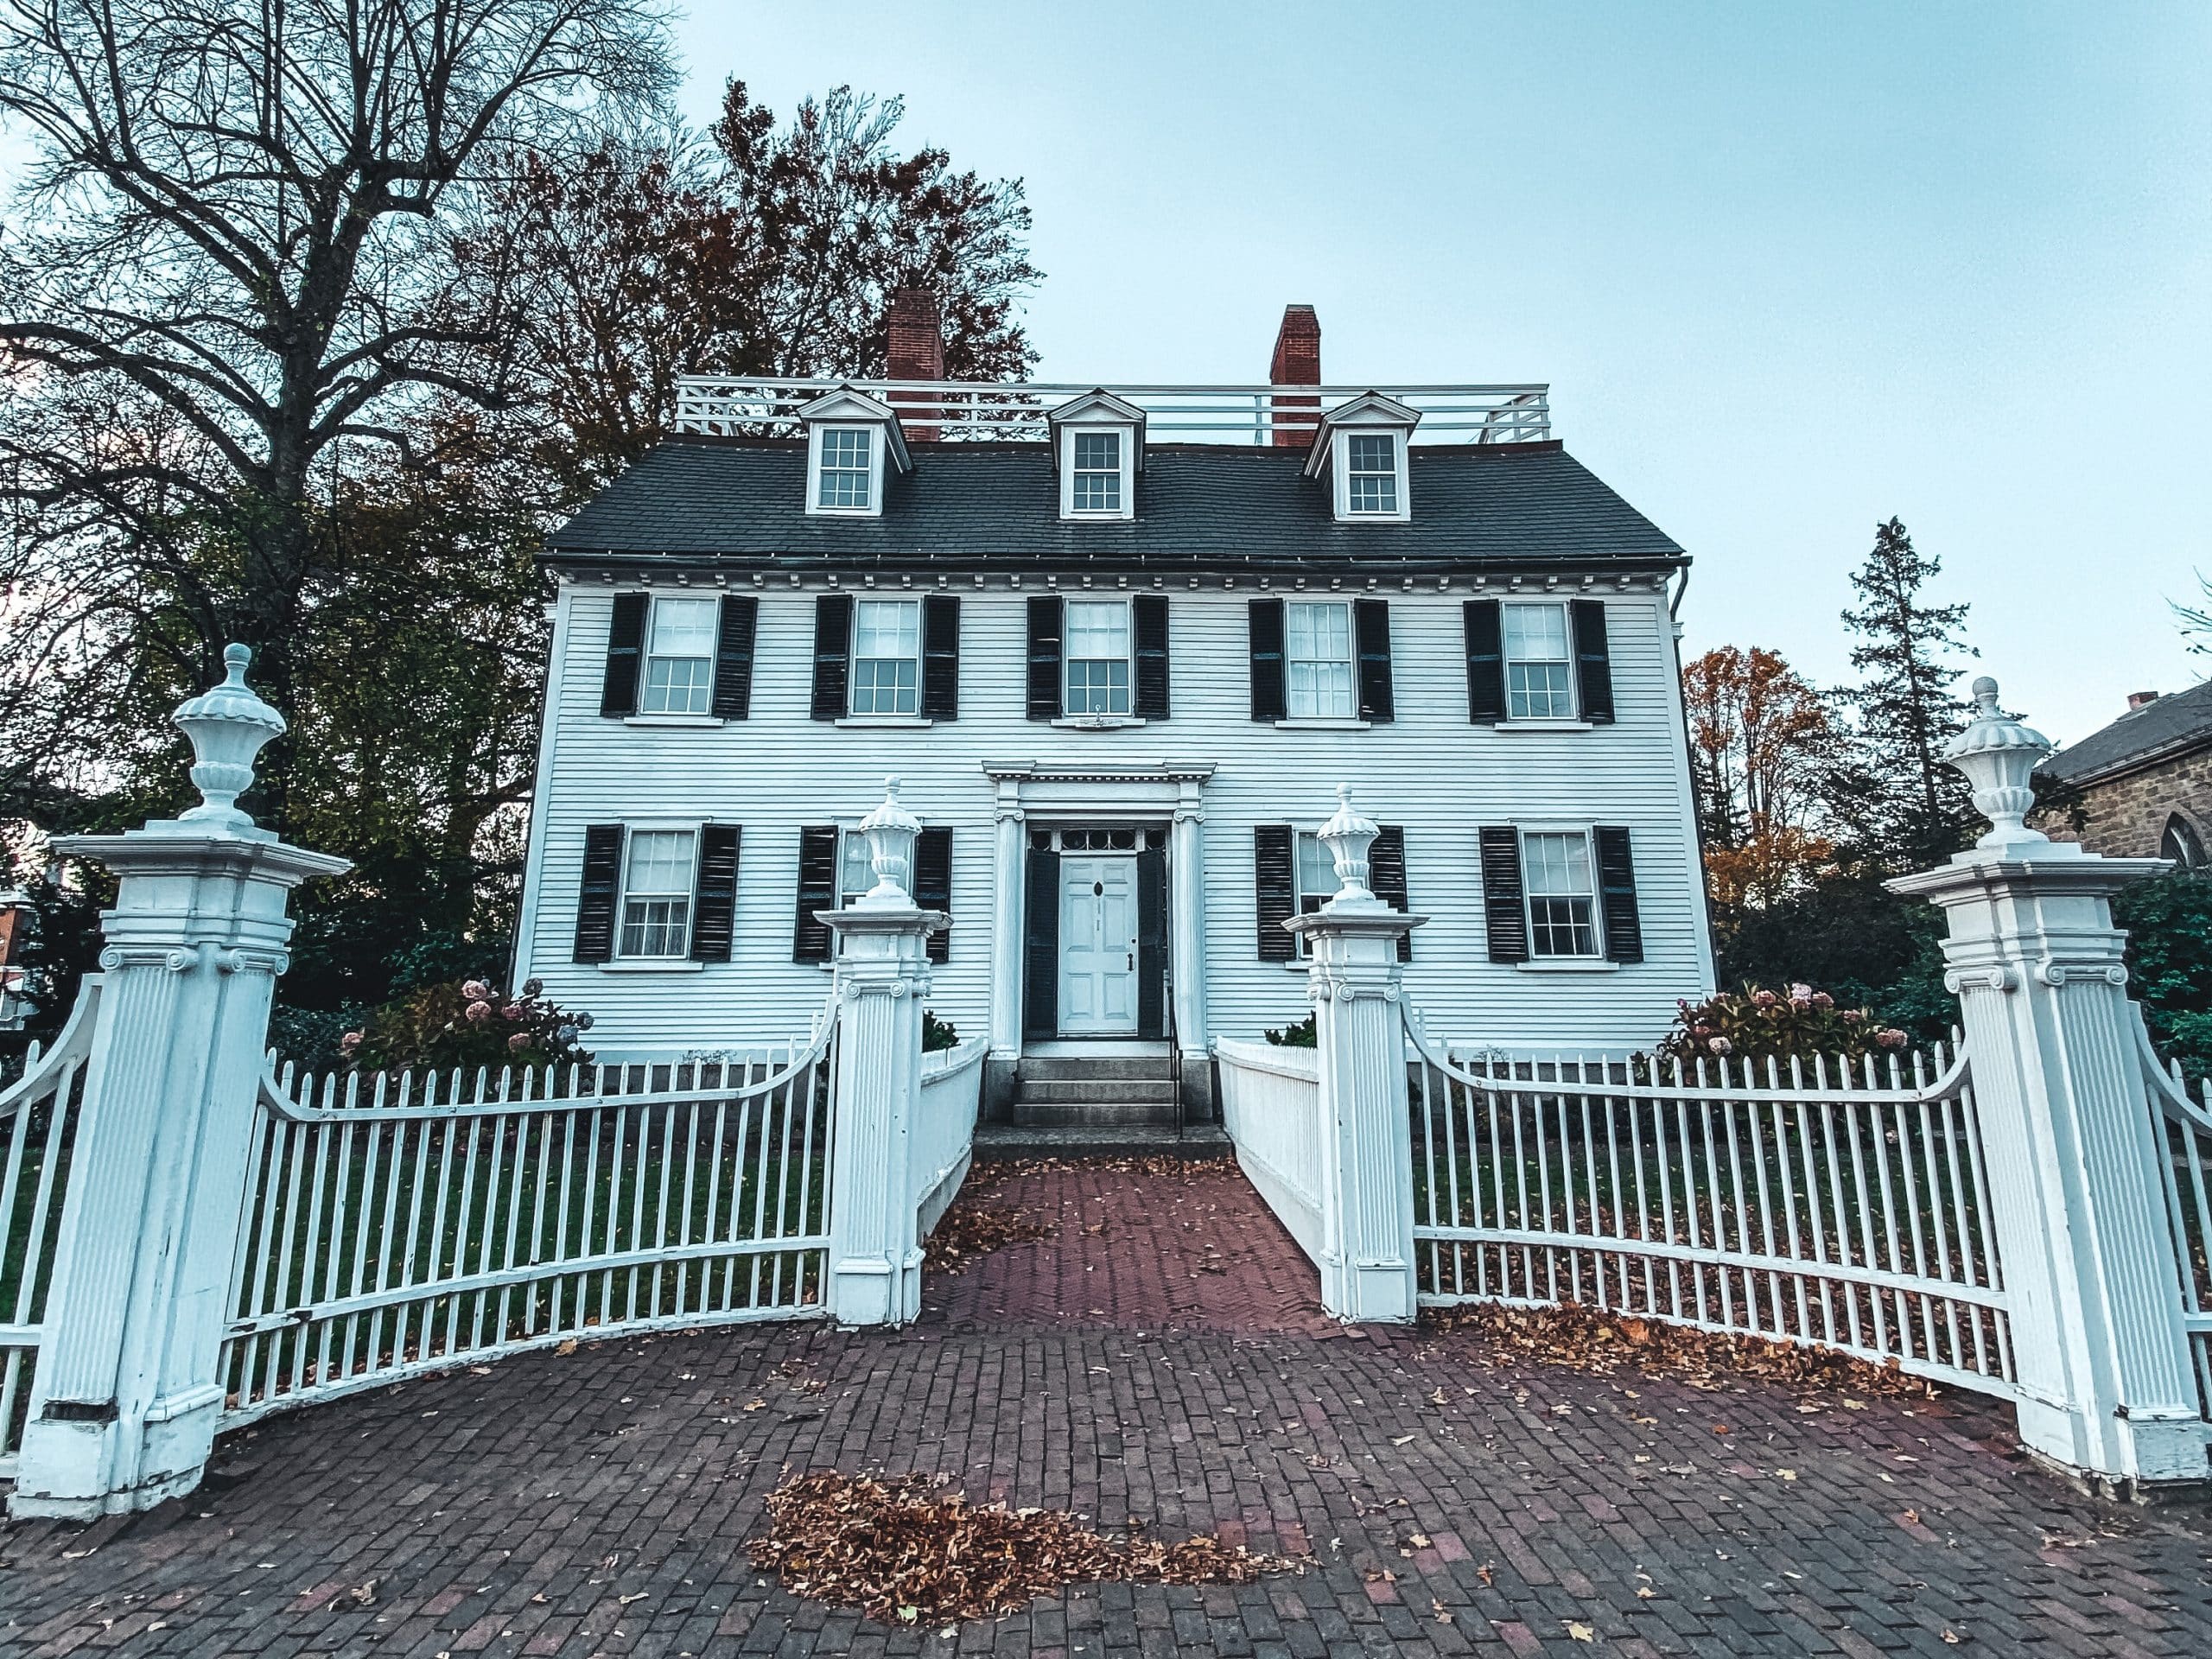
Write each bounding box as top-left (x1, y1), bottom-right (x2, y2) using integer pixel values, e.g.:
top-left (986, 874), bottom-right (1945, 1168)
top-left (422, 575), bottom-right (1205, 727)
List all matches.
top-left (512, 299), bottom-right (1716, 1125)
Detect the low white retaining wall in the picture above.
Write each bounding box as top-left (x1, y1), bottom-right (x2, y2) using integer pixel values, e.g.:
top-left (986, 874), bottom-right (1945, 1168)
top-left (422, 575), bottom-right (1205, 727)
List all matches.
top-left (1214, 1036), bottom-right (1325, 1266)
top-left (914, 1039), bottom-right (986, 1238)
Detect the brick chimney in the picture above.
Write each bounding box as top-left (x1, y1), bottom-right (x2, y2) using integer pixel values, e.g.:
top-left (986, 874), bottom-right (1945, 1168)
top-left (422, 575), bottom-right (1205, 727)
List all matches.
top-left (1269, 304), bottom-right (1321, 448)
top-left (886, 286), bottom-right (944, 441)
top-left (2128, 690), bottom-right (2161, 712)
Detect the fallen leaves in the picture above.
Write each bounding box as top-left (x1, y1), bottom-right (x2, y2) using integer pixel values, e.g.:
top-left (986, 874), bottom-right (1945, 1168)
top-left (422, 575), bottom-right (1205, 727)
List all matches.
top-left (1565, 1618), bottom-right (1597, 1641)
top-left (924, 1179), bottom-right (1055, 1273)
top-left (748, 1471), bottom-right (1296, 1623)
top-left (1424, 1300), bottom-right (1938, 1397)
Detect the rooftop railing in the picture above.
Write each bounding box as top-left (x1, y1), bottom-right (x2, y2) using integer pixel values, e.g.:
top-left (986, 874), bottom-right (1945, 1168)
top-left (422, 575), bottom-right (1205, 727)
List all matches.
top-left (671, 378), bottom-right (1552, 445)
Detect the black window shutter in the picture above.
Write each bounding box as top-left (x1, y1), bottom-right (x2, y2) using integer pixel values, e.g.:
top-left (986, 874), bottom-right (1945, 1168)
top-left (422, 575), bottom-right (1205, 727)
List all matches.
top-left (1594, 826), bottom-right (1644, 963)
top-left (689, 824), bottom-right (741, 963)
top-left (1249, 599), bottom-right (1287, 723)
top-left (1133, 594), bottom-right (1170, 719)
top-left (1027, 596), bottom-right (1064, 721)
top-left (1370, 824), bottom-right (1413, 963)
top-left (1136, 841), bottom-right (1167, 1038)
top-left (573, 824), bottom-right (625, 963)
top-left (1573, 598), bottom-right (1616, 723)
top-left (1023, 846), bottom-right (1059, 1037)
top-left (1479, 826), bottom-right (1529, 964)
top-left (914, 826), bottom-right (952, 964)
top-left (1254, 823), bottom-right (1296, 961)
top-left (810, 595), bottom-right (853, 721)
top-left (1355, 598), bottom-right (1395, 722)
top-left (709, 596), bottom-right (757, 721)
top-left (922, 595), bottom-right (960, 721)
top-left (791, 825), bottom-right (839, 961)
top-left (1465, 600), bottom-right (1505, 724)
top-left (601, 593), bottom-right (646, 718)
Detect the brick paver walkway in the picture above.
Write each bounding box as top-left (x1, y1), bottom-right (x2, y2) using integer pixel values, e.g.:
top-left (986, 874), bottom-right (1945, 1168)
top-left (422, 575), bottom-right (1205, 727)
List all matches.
top-left (6, 1157), bottom-right (2211, 1656)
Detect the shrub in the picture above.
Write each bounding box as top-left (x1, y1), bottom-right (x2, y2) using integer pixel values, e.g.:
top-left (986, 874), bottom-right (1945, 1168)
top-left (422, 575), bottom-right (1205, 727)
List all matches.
top-left (1264, 1014), bottom-right (1316, 1048)
top-left (343, 977), bottom-right (595, 1074)
top-left (923, 1009), bottom-right (959, 1052)
top-left (1653, 983), bottom-right (1911, 1072)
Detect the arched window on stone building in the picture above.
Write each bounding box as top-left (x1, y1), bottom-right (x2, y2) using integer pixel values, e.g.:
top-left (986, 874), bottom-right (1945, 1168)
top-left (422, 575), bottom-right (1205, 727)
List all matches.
top-left (2160, 812), bottom-right (2207, 872)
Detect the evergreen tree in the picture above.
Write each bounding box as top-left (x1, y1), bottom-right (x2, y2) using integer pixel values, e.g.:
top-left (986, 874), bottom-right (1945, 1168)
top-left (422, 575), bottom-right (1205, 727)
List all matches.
top-left (1828, 518), bottom-right (1978, 869)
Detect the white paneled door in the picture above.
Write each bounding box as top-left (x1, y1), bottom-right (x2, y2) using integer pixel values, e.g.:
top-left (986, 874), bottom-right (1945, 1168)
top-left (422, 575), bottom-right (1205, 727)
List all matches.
top-left (1058, 855), bottom-right (1140, 1034)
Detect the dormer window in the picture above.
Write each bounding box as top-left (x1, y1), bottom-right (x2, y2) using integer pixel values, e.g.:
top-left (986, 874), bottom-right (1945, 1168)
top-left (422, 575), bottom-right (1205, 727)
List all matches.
top-left (1071, 431), bottom-right (1122, 512)
top-left (798, 386), bottom-right (911, 518)
top-left (1049, 389), bottom-right (1144, 521)
top-left (816, 427), bottom-right (874, 511)
top-left (1305, 391), bottom-right (1418, 523)
top-left (1345, 433), bottom-right (1399, 514)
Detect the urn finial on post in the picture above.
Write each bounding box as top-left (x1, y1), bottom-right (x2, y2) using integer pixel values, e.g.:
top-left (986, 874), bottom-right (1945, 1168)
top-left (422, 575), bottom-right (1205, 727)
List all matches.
top-left (855, 775), bottom-right (922, 906)
top-left (1944, 676), bottom-right (2053, 853)
top-left (172, 643), bottom-right (286, 830)
top-left (1316, 784), bottom-right (1382, 908)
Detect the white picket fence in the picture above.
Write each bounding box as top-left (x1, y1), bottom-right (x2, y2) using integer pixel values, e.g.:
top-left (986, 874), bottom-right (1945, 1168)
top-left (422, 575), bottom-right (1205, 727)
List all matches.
top-left (2137, 1018), bottom-right (2212, 1426)
top-left (1405, 1011), bottom-right (2015, 1394)
top-left (1215, 1036), bottom-right (1325, 1265)
top-left (0, 985), bottom-right (99, 1476)
top-left (218, 1004), bottom-right (838, 1425)
top-left (914, 1039), bottom-right (986, 1237)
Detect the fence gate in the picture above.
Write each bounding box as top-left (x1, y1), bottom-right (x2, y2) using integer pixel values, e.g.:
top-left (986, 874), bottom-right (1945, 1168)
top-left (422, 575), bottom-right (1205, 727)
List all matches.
top-left (1405, 1014), bottom-right (2015, 1396)
top-left (219, 1011), bottom-right (837, 1427)
top-left (0, 987), bottom-right (99, 1478)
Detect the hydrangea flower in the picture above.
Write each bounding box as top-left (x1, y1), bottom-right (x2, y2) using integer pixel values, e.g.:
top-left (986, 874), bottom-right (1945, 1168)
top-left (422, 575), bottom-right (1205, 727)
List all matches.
top-left (465, 1000), bottom-right (493, 1023)
top-left (461, 979), bottom-right (491, 1001)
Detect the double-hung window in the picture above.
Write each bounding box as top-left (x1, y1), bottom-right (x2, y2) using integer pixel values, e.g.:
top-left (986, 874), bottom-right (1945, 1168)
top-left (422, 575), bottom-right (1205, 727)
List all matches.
top-left (1503, 601), bottom-right (1574, 721)
top-left (1071, 431), bottom-right (1122, 512)
top-left (1344, 433), bottom-right (1399, 515)
top-left (850, 599), bottom-right (920, 715)
top-left (619, 829), bottom-right (696, 958)
top-left (816, 427), bottom-right (874, 511)
top-left (1286, 600), bottom-right (1355, 719)
top-left (1522, 830), bottom-right (1599, 958)
top-left (1064, 599), bottom-right (1132, 715)
top-left (1294, 831), bottom-right (1344, 955)
top-left (639, 596), bottom-right (717, 715)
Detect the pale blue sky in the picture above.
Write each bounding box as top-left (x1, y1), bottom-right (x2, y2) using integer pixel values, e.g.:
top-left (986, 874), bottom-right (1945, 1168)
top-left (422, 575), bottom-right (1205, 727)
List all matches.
top-left (680, 1), bottom-right (2212, 745)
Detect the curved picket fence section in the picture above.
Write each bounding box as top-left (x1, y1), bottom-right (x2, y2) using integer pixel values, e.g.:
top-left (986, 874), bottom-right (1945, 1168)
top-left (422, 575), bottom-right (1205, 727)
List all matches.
top-left (1216, 1037), bottom-right (1325, 1265)
top-left (914, 1039), bottom-right (986, 1237)
top-left (1405, 1009), bottom-right (2015, 1395)
top-left (0, 982), bottom-right (99, 1475)
top-left (2136, 1017), bottom-right (2212, 1427)
top-left (219, 1004), bottom-right (837, 1425)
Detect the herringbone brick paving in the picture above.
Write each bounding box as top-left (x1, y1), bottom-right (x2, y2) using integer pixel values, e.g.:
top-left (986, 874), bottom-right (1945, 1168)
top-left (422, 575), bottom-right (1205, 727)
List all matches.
top-left (4, 1157), bottom-right (2209, 1656)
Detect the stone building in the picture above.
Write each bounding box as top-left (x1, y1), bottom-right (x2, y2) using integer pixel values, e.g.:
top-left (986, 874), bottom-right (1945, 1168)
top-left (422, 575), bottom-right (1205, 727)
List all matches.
top-left (2036, 678), bottom-right (2212, 867)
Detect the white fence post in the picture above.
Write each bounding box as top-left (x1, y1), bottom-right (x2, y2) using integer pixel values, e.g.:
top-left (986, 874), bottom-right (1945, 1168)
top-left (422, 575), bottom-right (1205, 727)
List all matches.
top-left (822, 779), bottom-right (944, 1327)
top-left (1287, 787), bottom-right (1426, 1323)
top-left (9, 647), bottom-right (349, 1520)
top-left (1891, 677), bottom-right (2205, 1495)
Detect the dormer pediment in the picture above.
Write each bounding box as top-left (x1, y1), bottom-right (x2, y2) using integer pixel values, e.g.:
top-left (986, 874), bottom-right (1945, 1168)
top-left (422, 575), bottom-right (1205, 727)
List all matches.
top-left (1048, 388), bottom-right (1148, 463)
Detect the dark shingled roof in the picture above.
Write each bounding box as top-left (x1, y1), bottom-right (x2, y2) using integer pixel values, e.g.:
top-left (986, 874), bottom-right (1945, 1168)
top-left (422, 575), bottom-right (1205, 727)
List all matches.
top-left (543, 438), bottom-right (1686, 571)
top-left (2040, 677), bottom-right (2212, 786)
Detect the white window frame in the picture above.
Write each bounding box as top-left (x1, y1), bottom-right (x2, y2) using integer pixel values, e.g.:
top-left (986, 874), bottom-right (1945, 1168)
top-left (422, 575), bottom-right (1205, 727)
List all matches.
top-left (1331, 427), bottom-right (1410, 522)
top-left (1518, 826), bottom-right (1602, 961)
top-left (1058, 423), bottom-right (1136, 521)
top-left (848, 597), bottom-right (922, 717)
top-left (1502, 601), bottom-right (1578, 723)
top-left (1062, 597), bottom-right (1134, 717)
top-left (1292, 830), bottom-right (1345, 957)
top-left (1285, 598), bottom-right (1357, 721)
top-left (614, 823), bottom-right (701, 962)
top-left (636, 594), bottom-right (719, 717)
top-left (806, 423), bottom-right (884, 517)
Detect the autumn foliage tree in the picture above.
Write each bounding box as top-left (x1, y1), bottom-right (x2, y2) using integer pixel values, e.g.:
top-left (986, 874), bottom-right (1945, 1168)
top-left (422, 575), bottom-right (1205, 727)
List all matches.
top-left (1682, 645), bottom-right (1840, 916)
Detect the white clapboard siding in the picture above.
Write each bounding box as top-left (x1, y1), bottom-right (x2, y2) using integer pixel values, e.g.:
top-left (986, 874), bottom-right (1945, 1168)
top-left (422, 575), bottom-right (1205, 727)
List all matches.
top-left (515, 582), bottom-right (1713, 1056)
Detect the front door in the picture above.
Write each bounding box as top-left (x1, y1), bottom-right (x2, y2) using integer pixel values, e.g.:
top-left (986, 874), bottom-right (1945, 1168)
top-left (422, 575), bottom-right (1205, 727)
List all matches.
top-left (1058, 855), bottom-right (1140, 1034)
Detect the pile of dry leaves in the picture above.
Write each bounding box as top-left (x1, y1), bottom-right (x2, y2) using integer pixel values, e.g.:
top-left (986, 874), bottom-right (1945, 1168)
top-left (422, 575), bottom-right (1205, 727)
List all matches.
top-left (1426, 1300), bottom-right (1936, 1397)
top-left (924, 1191), bottom-right (1054, 1273)
top-left (750, 1471), bottom-right (1294, 1623)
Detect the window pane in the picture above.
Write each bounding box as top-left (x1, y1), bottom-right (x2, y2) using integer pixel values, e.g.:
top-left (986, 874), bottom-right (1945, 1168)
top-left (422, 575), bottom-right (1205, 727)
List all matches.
top-left (1071, 431), bottom-right (1122, 512)
top-left (817, 428), bottom-right (874, 509)
top-left (1286, 601), bottom-right (1354, 718)
top-left (854, 600), bottom-right (919, 657)
top-left (1345, 433), bottom-right (1397, 513)
top-left (849, 599), bottom-right (921, 715)
top-left (1502, 602), bottom-right (1569, 662)
top-left (850, 658), bottom-right (918, 715)
top-left (1074, 431), bottom-right (1119, 469)
top-left (1297, 832), bottom-right (1343, 899)
top-left (839, 832), bottom-right (874, 902)
top-left (1348, 433), bottom-right (1394, 471)
top-left (1522, 831), bottom-right (1596, 958)
top-left (619, 830), bottom-right (696, 957)
top-left (641, 655), bottom-right (713, 715)
top-left (1065, 601), bottom-right (1129, 658)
